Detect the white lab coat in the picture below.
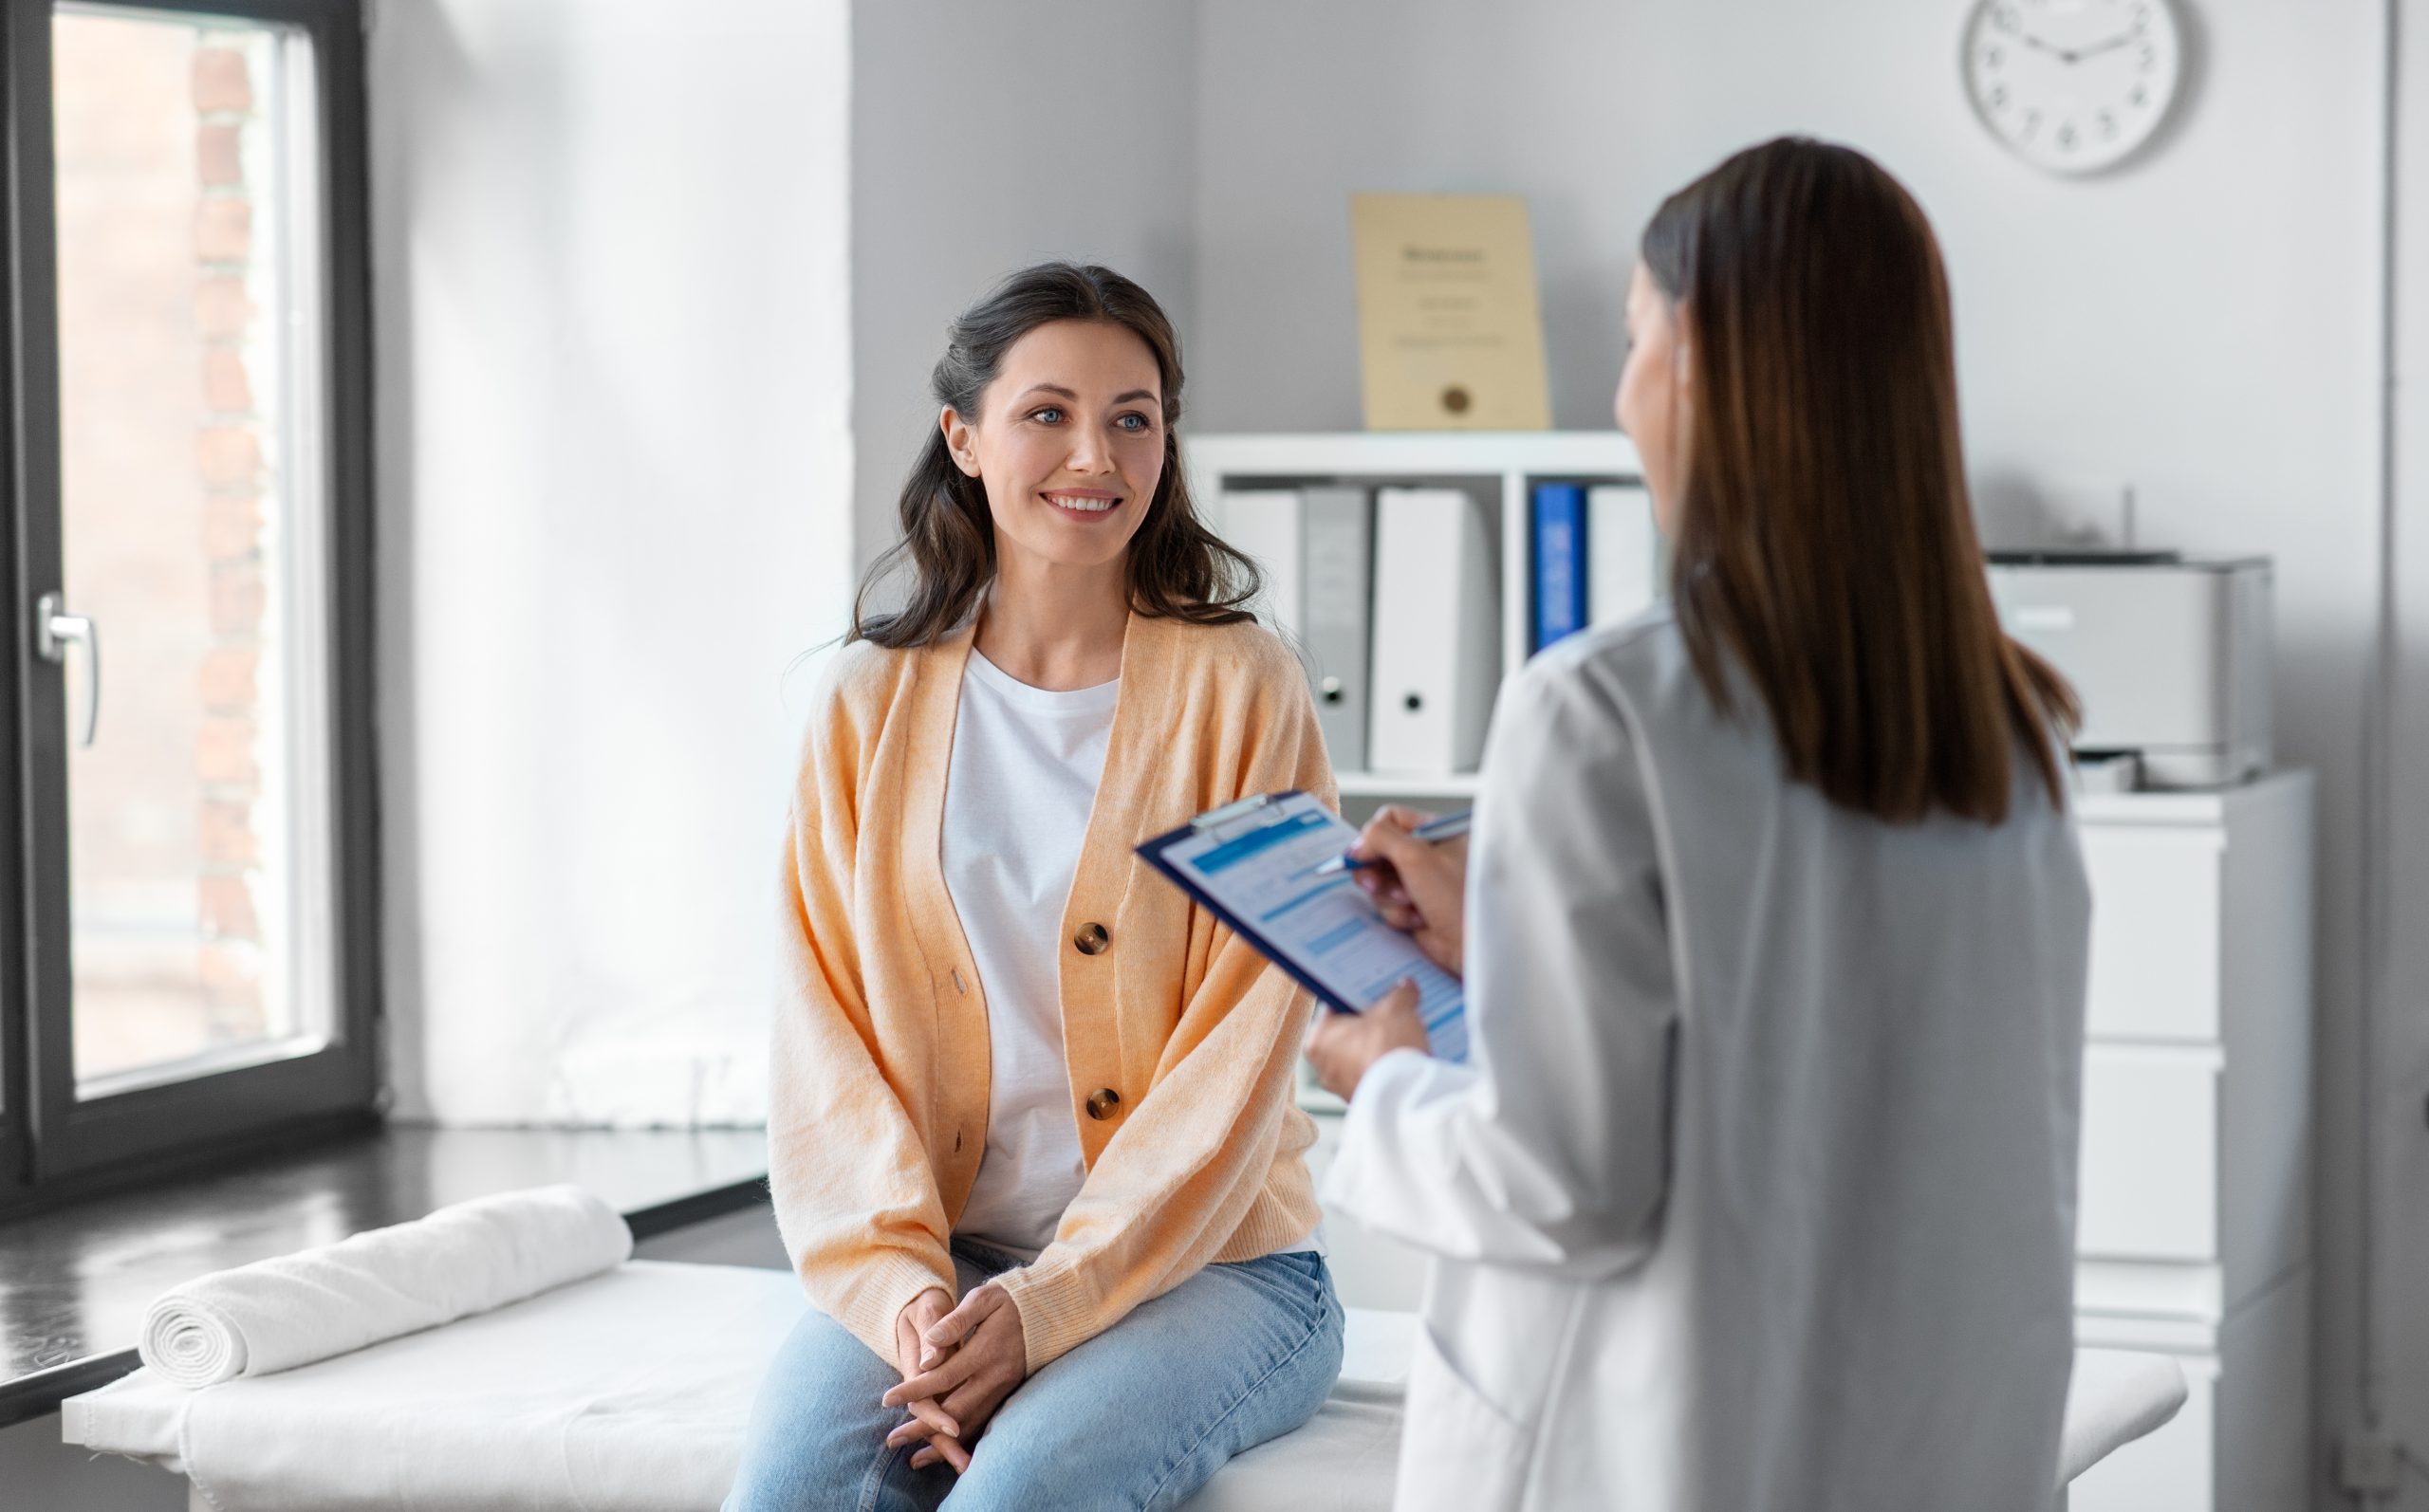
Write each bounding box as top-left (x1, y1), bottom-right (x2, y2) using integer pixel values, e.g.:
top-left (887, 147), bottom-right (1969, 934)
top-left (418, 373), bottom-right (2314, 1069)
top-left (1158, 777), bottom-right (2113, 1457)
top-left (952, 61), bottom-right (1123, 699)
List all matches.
top-left (1326, 608), bottom-right (2090, 1512)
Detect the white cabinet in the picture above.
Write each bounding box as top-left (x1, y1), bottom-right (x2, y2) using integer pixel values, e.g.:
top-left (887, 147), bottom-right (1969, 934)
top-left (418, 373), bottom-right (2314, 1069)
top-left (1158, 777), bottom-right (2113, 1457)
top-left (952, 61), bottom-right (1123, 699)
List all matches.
top-left (2067, 772), bottom-right (2312, 1512)
top-left (2078, 1048), bottom-right (2222, 1263)
top-left (2077, 825), bottom-right (2224, 1042)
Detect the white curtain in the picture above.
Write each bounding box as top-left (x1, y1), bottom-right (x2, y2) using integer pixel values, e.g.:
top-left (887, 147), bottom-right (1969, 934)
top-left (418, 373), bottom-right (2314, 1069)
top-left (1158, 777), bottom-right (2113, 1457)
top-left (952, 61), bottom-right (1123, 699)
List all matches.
top-left (369, 0), bottom-right (853, 1124)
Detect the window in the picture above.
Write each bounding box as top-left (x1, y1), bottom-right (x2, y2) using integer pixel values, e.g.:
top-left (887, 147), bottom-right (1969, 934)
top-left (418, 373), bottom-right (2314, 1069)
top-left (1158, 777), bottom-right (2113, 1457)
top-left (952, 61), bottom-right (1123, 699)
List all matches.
top-left (1, 0), bottom-right (374, 1199)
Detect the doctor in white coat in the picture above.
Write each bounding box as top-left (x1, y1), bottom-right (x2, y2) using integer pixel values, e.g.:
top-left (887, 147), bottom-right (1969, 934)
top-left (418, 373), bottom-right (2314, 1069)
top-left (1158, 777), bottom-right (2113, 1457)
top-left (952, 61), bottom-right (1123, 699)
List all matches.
top-left (1307, 138), bottom-right (2094, 1512)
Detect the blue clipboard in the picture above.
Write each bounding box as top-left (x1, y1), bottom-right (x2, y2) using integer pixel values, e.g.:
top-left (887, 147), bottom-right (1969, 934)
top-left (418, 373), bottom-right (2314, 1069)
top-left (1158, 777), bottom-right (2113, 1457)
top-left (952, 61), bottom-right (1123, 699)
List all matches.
top-left (1136, 790), bottom-right (1468, 1062)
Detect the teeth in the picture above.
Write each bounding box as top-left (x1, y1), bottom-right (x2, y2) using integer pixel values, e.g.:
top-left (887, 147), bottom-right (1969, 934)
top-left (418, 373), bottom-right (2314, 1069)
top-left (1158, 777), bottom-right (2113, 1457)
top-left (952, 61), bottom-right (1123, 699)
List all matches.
top-left (1048, 494), bottom-right (1117, 512)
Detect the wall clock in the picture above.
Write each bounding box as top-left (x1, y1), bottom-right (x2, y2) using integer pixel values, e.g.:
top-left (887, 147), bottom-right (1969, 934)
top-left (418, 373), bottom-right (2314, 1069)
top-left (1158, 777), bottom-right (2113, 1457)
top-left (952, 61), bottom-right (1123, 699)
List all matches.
top-left (1963, 0), bottom-right (2182, 175)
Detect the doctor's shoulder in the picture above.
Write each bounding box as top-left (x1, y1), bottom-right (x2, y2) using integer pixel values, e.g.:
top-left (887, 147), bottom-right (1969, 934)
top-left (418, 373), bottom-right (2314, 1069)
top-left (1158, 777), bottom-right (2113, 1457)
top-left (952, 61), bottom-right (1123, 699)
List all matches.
top-left (1539, 601), bottom-right (1679, 672)
top-left (1519, 602), bottom-right (1692, 715)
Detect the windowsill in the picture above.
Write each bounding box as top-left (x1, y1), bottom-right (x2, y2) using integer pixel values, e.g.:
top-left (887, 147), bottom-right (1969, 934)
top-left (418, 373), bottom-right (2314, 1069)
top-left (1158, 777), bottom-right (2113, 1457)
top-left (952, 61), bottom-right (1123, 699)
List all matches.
top-left (0, 1123), bottom-right (769, 1428)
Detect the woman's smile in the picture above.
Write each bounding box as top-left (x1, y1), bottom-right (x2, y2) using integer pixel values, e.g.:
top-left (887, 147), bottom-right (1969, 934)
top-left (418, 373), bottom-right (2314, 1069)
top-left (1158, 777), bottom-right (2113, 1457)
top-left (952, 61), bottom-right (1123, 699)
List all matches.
top-left (1040, 488), bottom-right (1123, 519)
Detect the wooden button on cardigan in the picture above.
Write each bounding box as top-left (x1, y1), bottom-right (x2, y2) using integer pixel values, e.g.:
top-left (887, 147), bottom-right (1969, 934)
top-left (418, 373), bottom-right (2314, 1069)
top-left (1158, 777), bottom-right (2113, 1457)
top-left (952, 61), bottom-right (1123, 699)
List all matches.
top-left (769, 612), bottom-right (1333, 1373)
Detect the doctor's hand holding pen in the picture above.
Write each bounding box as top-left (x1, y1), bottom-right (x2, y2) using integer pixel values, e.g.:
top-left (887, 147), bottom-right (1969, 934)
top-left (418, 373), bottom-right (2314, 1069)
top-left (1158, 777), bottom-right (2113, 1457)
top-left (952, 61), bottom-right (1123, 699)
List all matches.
top-left (1305, 805), bottom-right (1470, 1100)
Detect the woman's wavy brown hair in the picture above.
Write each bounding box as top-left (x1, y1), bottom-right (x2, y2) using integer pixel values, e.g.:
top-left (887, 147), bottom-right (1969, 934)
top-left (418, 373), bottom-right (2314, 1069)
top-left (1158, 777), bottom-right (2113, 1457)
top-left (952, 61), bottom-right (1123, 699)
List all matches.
top-left (1642, 138), bottom-right (2078, 823)
top-left (850, 262), bottom-right (1259, 648)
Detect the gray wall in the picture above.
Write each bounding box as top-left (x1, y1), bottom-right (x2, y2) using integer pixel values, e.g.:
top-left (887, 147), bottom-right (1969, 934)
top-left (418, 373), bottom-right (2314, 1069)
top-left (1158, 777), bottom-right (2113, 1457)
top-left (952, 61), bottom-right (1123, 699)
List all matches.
top-left (2385, 0), bottom-right (2429, 1487)
top-left (848, 2), bottom-right (1202, 579)
top-left (1187, 5), bottom-right (2401, 1504)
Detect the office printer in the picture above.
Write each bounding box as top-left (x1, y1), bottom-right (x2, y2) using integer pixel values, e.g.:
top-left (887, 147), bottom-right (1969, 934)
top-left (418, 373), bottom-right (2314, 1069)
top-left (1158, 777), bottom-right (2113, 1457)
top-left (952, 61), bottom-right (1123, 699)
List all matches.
top-left (1986, 552), bottom-right (2271, 789)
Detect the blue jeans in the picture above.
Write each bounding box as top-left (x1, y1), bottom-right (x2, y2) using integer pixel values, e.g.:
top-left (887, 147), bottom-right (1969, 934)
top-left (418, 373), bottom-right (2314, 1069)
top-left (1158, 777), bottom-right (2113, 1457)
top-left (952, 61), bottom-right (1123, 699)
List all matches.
top-left (723, 1240), bottom-right (1344, 1512)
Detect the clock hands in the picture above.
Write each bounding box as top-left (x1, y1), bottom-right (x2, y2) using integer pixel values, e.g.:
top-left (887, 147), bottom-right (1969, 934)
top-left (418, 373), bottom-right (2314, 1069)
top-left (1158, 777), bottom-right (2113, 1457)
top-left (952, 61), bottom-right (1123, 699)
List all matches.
top-left (2071, 31), bottom-right (2141, 63)
top-left (2011, 28), bottom-right (2142, 66)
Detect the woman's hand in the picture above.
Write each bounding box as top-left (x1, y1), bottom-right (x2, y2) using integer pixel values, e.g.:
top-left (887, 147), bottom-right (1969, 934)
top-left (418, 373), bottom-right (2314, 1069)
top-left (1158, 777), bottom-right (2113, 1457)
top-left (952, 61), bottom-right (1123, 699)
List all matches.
top-left (889, 1288), bottom-right (971, 1473)
top-left (882, 1282), bottom-right (1029, 1467)
top-left (1348, 806), bottom-right (1469, 976)
top-left (1306, 980), bottom-right (1433, 1100)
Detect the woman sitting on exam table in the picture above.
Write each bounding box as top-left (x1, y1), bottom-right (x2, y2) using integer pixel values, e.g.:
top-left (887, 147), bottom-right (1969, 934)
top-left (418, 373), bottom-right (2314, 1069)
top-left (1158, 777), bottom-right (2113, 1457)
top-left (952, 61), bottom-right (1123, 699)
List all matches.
top-left (1305, 138), bottom-right (2093, 1512)
top-left (725, 262), bottom-right (1343, 1512)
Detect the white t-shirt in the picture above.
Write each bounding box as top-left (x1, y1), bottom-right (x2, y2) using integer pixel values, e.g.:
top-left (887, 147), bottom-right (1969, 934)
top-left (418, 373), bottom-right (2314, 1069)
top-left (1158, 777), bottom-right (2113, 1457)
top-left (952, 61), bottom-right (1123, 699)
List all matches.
top-left (941, 650), bottom-right (1119, 1261)
top-left (941, 647), bottom-right (1323, 1262)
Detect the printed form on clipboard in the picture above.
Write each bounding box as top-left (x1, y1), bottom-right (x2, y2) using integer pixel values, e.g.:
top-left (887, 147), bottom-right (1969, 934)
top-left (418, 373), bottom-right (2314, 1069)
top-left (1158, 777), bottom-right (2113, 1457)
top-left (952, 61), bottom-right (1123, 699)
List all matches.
top-left (1137, 790), bottom-right (1469, 1063)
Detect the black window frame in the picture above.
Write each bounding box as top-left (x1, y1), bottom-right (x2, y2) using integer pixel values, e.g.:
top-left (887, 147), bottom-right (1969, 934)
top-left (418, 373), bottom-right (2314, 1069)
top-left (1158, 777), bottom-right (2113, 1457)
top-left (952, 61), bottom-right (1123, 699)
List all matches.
top-left (0, 0), bottom-right (379, 1205)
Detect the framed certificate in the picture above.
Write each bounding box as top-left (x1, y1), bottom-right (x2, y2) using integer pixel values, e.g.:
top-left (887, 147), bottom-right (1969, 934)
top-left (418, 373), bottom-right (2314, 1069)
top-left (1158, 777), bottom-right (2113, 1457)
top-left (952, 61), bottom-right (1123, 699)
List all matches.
top-left (1351, 194), bottom-right (1552, 432)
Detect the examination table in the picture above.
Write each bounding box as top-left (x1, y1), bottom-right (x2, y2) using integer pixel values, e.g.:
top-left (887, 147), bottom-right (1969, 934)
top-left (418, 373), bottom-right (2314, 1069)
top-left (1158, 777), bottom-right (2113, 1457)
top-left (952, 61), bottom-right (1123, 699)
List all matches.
top-left (65, 1257), bottom-right (2186, 1511)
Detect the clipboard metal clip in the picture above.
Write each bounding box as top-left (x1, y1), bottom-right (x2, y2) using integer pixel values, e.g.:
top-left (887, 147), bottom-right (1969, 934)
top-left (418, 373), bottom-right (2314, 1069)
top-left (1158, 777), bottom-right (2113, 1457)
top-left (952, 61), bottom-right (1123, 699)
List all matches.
top-left (1189, 790), bottom-right (1292, 843)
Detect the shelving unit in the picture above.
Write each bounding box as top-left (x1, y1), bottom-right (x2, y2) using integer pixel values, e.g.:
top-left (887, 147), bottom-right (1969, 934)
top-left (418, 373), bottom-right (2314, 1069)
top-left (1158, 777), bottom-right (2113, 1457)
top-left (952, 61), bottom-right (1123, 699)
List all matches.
top-left (1184, 431), bottom-right (1647, 803)
top-left (1336, 771), bottom-right (1481, 801)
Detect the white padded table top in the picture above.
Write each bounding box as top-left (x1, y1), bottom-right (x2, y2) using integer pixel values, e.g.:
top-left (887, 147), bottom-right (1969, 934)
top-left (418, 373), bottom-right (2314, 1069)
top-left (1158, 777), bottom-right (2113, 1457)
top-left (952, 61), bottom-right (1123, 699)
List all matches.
top-left (64, 1262), bottom-right (1412, 1512)
top-left (2057, 1349), bottom-right (2188, 1485)
top-left (65, 1260), bottom-right (2180, 1511)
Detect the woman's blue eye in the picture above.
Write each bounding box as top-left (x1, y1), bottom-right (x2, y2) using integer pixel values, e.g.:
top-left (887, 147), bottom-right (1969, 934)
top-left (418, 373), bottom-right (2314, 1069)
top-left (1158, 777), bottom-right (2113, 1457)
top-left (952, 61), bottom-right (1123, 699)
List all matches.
top-left (1031, 407), bottom-right (1065, 424)
top-left (1118, 414), bottom-right (1150, 433)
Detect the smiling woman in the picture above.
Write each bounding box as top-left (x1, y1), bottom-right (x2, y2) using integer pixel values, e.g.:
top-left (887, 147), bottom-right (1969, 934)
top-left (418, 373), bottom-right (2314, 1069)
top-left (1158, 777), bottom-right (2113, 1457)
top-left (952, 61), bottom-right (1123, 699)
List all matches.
top-left (850, 262), bottom-right (1261, 651)
top-left (730, 263), bottom-right (1345, 1511)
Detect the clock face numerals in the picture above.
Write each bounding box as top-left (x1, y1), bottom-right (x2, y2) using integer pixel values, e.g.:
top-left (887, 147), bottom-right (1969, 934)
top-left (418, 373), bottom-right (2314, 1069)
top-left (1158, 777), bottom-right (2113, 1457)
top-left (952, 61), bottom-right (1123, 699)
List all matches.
top-left (1965, 0), bottom-right (2180, 175)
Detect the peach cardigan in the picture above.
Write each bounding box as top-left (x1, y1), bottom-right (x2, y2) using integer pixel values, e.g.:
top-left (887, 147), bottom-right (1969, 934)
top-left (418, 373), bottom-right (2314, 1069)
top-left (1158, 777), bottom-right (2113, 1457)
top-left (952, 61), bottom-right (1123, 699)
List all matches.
top-left (769, 611), bottom-right (1333, 1372)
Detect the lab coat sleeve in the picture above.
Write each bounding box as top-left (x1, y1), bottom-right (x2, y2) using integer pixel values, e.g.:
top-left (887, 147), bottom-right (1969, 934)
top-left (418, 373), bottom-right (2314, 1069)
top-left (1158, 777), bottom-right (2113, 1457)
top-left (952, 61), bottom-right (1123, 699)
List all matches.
top-left (1325, 655), bottom-right (1678, 1280)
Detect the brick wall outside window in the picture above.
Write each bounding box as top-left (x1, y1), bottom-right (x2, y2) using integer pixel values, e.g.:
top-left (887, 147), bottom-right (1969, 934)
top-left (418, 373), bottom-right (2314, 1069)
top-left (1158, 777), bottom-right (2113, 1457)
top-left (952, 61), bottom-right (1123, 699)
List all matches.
top-left (56, 16), bottom-right (278, 1079)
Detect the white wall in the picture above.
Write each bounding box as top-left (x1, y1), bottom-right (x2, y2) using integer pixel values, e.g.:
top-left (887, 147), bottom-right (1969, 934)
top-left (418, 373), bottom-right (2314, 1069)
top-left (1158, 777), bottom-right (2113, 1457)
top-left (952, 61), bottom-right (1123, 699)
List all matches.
top-left (1191, 3), bottom-right (2393, 1504)
top-left (367, 0), bottom-right (854, 1124)
top-left (849, 2), bottom-right (1200, 576)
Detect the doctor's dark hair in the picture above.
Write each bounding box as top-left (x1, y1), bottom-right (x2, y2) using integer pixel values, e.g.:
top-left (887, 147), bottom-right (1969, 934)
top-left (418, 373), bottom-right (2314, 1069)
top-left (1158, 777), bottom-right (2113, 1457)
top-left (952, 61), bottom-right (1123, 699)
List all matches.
top-left (1640, 138), bottom-right (2078, 824)
top-left (849, 262), bottom-right (1260, 648)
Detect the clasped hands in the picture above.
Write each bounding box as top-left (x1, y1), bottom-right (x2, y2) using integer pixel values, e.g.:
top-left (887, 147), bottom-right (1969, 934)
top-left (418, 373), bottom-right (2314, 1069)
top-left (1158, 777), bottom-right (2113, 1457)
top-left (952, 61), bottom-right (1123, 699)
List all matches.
top-left (881, 1282), bottom-right (1027, 1472)
top-left (881, 806), bottom-right (1468, 1466)
top-left (1304, 805), bottom-right (1469, 1101)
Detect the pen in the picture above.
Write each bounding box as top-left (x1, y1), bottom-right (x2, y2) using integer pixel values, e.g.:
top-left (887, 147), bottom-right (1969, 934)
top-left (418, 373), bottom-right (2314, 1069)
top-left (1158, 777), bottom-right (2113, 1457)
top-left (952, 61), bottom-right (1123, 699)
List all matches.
top-left (1312, 810), bottom-right (1474, 876)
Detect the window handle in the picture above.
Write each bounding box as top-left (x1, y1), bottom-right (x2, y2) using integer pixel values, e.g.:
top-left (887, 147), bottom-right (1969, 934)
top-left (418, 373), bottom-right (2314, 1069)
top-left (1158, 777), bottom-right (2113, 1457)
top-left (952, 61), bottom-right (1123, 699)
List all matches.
top-left (35, 592), bottom-right (100, 748)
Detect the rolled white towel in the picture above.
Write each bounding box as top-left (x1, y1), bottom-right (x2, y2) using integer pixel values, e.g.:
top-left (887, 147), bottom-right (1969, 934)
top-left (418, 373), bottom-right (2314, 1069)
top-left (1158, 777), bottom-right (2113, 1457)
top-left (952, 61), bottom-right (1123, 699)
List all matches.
top-left (139, 1183), bottom-right (633, 1389)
